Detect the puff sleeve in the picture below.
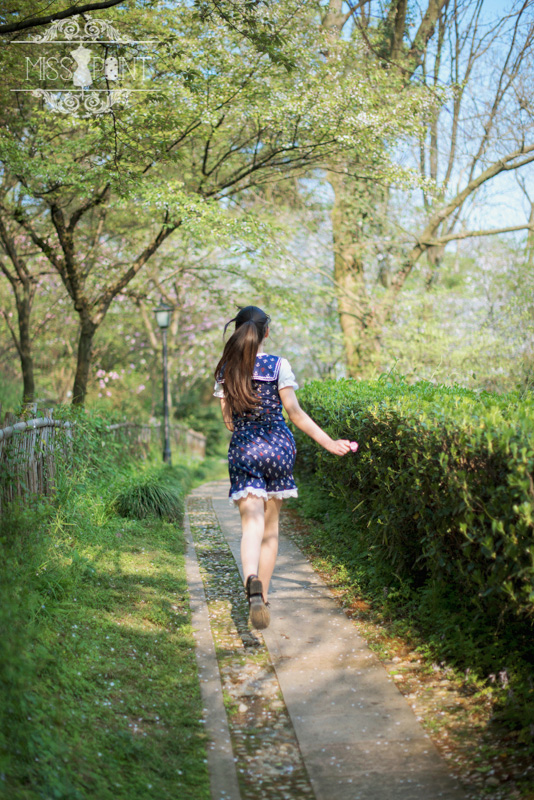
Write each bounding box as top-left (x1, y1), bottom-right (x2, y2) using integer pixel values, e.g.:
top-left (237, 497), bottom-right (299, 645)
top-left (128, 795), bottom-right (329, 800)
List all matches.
top-left (278, 358), bottom-right (299, 391)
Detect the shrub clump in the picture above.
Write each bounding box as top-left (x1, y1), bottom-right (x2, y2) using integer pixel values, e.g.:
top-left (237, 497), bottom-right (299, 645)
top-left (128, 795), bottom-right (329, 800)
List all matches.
top-left (295, 377), bottom-right (534, 617)
top-left (292, 376), bottom-right (534, 738)
top-left (113, 469), bottom-right (184, 523)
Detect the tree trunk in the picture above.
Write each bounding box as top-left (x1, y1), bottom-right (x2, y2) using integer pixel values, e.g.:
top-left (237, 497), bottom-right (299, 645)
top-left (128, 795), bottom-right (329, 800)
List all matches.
top-left (72, 318), bottom-right (97, 405)
top-left (17, 292), bottom-right (35, 403)
top-left (322, 0), bottom-right (450, 377)
top-left (330, 172), bottom-right (382, 377)
top-left (526, 202), bottom-right (534, 267)
top-left (334, 258), bottom-right (364, 376)
top-left (425, 243), bottom-right (445, 288)
top-left (0, 215), bottom-right (36, 402)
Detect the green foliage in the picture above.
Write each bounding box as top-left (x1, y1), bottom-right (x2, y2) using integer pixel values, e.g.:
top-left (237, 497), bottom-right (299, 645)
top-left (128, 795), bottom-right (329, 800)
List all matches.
top-left (378, 240), bottom-right (534, 392)
top-left (292, 376), bottom-right (534, 737)
top-left (0, 0), bottom-right (434, 408)
top-left (0, 372), bottom-right (23, 413)
top-left (173, 381), bottom-right (230, 456)
top-left (113, 468), bottom-right (185, 523)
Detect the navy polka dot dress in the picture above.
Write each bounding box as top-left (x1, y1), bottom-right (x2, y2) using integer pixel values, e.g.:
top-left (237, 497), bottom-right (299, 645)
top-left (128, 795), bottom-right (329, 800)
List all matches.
top-left (216, 354), bottom-right (298, 505)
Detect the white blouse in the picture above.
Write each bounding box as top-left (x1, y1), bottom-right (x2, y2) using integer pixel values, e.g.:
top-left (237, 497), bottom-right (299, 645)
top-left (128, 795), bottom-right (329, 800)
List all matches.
top-left (213, 355), bottom-right (299, 398)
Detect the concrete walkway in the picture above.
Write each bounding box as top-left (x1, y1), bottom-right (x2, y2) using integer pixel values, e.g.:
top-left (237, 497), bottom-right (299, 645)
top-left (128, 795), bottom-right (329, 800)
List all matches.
top-left (189, 481), bottom-right (467, 800)
top-left (183, 505), bottom-right (241, 800)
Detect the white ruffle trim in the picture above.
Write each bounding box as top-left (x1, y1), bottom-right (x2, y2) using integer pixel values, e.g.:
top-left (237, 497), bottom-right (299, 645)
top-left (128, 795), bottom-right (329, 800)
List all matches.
top-left (229, 487), bottom-right (298, 506)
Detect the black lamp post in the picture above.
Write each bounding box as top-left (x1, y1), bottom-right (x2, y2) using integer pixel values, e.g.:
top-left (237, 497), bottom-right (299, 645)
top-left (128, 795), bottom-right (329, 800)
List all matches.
top-left (153, 300), bottom-right (173, 464)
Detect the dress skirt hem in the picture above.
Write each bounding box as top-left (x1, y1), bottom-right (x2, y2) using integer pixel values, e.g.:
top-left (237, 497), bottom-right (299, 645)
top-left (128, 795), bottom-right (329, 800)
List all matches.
top-left (229, 487), bottom-right (298, 506)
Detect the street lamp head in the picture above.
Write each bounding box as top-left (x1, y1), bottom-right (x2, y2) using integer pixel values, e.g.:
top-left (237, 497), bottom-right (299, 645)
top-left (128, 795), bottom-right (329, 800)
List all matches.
top-left (153, 299), bottom-right (172, 465)
top-left (154, 300), bottom-right (173, 330)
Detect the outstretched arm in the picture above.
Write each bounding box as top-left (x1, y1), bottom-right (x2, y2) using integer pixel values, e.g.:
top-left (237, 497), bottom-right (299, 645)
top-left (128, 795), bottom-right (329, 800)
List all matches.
top-left (279, 387), bottom-right (353, 456)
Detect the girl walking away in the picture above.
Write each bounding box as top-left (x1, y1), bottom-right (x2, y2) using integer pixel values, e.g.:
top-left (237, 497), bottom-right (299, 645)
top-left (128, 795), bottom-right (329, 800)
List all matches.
top-left (214, 306), bottom-right (357, 631)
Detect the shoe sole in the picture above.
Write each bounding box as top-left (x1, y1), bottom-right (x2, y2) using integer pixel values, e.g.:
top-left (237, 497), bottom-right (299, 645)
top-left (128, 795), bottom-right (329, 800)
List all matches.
top-left (249, 596), bottom-right (270, 629)
top-left (247, 577), bottom-right (270, 630)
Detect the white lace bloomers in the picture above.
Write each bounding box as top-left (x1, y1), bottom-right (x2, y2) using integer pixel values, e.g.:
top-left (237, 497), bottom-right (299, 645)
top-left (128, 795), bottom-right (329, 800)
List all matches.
top-left (214, 353), bottom-right (299, 505)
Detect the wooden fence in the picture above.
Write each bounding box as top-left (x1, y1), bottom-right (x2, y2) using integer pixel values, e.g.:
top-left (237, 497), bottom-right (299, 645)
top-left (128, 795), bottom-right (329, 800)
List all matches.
top-left (0, 406), bottom-right (206, 513)
top-left (0, 408), bottom-right (74, 512)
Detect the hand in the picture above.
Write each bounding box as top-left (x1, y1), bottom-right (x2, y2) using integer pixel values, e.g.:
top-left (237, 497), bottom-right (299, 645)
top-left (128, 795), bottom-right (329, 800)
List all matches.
top-left (325, 439), bottom-right (357, 456)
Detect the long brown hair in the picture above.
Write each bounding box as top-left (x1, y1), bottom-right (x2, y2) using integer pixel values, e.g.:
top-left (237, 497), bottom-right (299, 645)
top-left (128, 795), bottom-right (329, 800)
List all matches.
top-left (214, 306), bottom-right (270, 416)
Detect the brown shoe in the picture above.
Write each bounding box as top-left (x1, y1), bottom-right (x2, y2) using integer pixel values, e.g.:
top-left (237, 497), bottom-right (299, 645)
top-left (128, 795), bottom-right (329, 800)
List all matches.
top-left (245, 575), bottom-right (270, 630)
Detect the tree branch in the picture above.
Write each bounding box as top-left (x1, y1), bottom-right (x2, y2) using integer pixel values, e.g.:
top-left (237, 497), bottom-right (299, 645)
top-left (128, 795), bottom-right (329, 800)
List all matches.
top-left (466, 3), bottom-right (532, 185)
top-left (391, 0), bottom-right (409, 63)
top-left (341, 0), bottom-right (370, 27)
top-left (0, 306), bottom-right (21, 357)
top-left (132, 294), bottom-right (161, 352)
top-left (2, 203), bottom-right (65, 277)
top-left (202, 135), bottom-right (340, 199)
top-left (0, 0), bottom-right (126, 36)
top-left (0, 257), bottom-right (18, 293)
top-left (68, 184), bottom-right (111, 233)
top-left (423, 222), bottom-right (534, 246)
top-left (408, 0), bottom-right (451, 69)
top-left (427, 144), bottom-right (534, 234)
top-left (94, 215), bottom-right (181, 321)
top-left (49, 201), bottom-right (81, 301)
top-left (378, 144), bottom-right (534, 320)
top-left (0, 215), bottom-right (29, 284)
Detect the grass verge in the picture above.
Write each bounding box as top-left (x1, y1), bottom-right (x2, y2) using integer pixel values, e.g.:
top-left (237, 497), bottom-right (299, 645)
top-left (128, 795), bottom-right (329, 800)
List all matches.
top-left (0, 454), bottom-right (225, 800)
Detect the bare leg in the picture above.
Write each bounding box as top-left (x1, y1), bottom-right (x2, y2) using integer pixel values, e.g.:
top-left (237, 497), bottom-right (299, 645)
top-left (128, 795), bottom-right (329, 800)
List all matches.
top-left (258, 497), bottom-right (282, 601)
top-left (237, 494), bottom-right (265, 581)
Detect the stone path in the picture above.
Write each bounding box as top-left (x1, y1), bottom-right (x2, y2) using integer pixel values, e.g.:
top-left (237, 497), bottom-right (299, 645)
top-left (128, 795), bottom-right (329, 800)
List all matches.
top-left (187, 493), bottom-right (314, 800)
top-left (184, 504), bottom-right (241, 800)
top-left (186, 481), bottom-right (468, 800)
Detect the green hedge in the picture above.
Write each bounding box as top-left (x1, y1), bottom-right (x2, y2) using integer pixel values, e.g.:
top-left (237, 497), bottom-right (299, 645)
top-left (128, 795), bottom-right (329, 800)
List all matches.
top-left (294, 377), bottom-right (534, 623)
